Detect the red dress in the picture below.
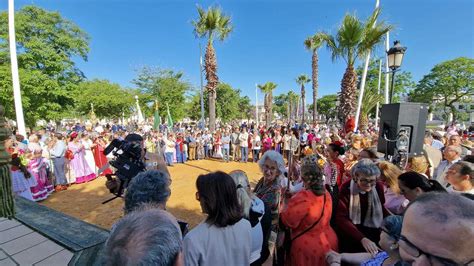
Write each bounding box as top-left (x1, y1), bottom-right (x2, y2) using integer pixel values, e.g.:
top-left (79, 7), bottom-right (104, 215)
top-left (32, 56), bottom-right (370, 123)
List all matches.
top-left (92, 141), bottom-right (112, 176)
top-left (281, 190), bottom-right (338, 266)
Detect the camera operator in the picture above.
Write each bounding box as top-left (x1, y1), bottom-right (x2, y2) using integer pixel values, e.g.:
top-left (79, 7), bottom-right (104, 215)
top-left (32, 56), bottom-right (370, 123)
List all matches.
top-left (105, 131), bottom-right (171, 193)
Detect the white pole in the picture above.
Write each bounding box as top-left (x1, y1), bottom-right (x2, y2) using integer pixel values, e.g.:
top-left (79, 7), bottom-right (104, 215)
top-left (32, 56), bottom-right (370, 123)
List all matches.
top-left (255, 83), bottom-right (258, 126)
top-left (354, 0), bottom-right (380, 132)
top-left (375, 59), bottom-right (383, 130)
top-left (135, 95), bottom-right (144, 123)
top-left (8, 0), bottom-right (26, 137)
top-left (384, 32), bottom-right (390, 104)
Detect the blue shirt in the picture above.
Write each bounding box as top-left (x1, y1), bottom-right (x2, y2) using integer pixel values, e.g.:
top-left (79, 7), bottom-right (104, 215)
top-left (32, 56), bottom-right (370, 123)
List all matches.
top-left (432, 139), bottom-right (444, 150)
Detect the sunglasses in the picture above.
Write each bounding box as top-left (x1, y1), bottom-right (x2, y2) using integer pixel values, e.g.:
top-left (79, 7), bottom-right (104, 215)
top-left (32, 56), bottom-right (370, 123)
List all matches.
top-left (358, 178), bottom-right (376, 185)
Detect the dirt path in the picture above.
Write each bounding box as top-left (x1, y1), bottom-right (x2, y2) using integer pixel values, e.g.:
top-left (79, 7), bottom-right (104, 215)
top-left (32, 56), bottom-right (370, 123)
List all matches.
top-left (41, 160), bottom-right (262, 229)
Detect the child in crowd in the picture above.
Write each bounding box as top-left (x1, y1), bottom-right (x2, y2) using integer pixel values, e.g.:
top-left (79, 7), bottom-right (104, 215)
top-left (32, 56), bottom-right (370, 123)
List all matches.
top-left (10, 155), bottom-right (36, 201)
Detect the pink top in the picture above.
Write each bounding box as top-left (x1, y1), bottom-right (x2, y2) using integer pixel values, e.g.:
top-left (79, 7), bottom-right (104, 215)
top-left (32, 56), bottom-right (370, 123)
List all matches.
top-left (383, 186), bottom-right (408, 215)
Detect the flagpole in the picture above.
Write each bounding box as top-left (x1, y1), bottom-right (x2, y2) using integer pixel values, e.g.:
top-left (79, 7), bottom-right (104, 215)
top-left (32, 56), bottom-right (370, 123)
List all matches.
top-left (354, 0), bottom-right (380, 132)
top-left (255, 83), bottom-right (258, 126)
top-left (384, 32), bottom-right (390, 104)
top-left (375, 59), bottom-right (382, 130)
top-left (8, 0), bottom-right (26, 137)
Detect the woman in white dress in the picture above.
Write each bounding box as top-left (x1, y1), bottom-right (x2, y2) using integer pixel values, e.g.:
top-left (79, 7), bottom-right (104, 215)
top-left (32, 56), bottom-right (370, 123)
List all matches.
top-left (81, 133), bottom-right (96, 175)
top-left (213, 131), bottom-right (223, 159)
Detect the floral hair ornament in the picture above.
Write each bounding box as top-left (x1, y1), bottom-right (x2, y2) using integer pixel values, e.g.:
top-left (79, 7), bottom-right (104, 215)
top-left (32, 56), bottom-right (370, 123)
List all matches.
top-left (301, 154), bottom-right (324, 173)
top-left (70, 131), bottom-right (78, 140)
top-left (301, 154), bottom-right (325, 194)
top-left (333, 140), bottom-right (344, 148)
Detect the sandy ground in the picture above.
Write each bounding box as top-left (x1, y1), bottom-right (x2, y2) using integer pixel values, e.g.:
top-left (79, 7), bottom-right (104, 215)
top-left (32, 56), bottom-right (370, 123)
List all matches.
top-left (41, 159), bottom-right (263, 230)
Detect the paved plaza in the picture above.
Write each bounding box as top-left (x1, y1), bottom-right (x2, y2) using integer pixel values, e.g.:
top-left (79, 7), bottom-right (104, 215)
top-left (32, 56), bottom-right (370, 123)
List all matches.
top-left (0, 218), bottom-right (73, 266)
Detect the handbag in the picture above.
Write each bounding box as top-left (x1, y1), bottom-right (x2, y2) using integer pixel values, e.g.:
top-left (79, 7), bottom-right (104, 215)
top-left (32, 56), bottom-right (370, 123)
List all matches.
top-left (65, 149), bottom-right (75, 160)
top-left (274, 193), bottom-right (327, 266)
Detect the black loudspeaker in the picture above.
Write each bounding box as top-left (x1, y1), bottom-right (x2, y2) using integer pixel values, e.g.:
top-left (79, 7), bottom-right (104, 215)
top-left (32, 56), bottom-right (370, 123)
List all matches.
top-left (377, 103), bottom-right (429, 156)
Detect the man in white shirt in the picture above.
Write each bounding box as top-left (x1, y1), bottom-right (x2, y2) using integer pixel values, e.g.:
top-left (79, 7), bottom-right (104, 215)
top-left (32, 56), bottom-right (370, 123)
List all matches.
top-left (445, 161), bottom-right (474, 195)
top-left (239, 128), bottom-right (249, 163)
top-left (434, 145), bottom-right (462, 187)
top-left (202, 131), bottom-right (211, 158)
top-left (448, 134), bottom-right (471, 157)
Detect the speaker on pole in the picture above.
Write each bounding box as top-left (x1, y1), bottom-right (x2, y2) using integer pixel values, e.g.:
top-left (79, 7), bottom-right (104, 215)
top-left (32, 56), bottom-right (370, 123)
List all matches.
top-left (377, 103), bottom-right (429, 157)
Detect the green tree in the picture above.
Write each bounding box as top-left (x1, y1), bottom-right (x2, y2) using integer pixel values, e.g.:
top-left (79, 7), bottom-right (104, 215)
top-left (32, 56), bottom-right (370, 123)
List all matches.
top-left (258, 82), bottom-right (278, 127)
top-left (313, 94), bottom-right (338, 121)
top-left (296, 74), bottom-right (310, 124)
top-left (192, 6), bottom-right (233, 131)
top-left (75, 80), bottom-right (135, 119)
top-left (410, 57), bottom-right (474, 123)
top-left (188, 83), bottom-right (246, 123)
top-left (132, 67), bottom-right (191, 122)
top-left (273, 93), bottom-right (289, 119)
top-left (322, 8), bottom-right (392, 121)
top-left (356, 60), bottom-right (415, 103)
top-left (304, 33), bottom-right (325, 125)
top-left (359, 87), bottom-right (384, 129)
top-left (239, 95), bottom-right (253, 121)
top-left (0, 6), bottom-right (90, 126)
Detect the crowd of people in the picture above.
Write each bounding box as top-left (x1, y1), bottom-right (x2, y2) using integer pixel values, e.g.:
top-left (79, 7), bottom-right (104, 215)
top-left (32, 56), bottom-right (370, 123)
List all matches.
top-left (5, 120), bottom-right (474, 265)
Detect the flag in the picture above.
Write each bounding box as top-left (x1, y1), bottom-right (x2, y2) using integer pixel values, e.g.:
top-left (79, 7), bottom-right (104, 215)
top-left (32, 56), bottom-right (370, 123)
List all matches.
top-left (166, 103), bottom-right (173, 128)
top-left (153, 100), bottom-right (161, 130)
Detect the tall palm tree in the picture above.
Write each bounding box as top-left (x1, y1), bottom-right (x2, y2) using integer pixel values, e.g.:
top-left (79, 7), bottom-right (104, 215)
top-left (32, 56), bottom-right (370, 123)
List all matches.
top-left (322, 8), bottom-right (392, 122)
top-left (304, 33), bottom-right (325, 126)
top-left (296, 74), bottom-right (310, 124)
top-left (287, 91), bottom-right (298, 124)
top-left (258, 82), bottom-right (278, 127)
top-left (192, 6), bottom-right (233, 131)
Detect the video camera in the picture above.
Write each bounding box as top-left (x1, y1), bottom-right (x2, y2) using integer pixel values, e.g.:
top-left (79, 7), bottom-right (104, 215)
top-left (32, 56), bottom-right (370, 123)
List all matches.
top-left (102, 134), bottom-right (146, 203)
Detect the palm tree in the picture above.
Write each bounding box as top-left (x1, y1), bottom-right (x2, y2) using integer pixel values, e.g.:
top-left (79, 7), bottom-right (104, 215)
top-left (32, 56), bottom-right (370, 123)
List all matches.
top-left (304, 33), bottom-right (325, 126)
top-left (258, 82), bottom-right (278, 127)
top-left (287, 91), bottom-right (298, 124)
top-left (359, 88), bottom-right (384, 130)
top-left (192, 6), bottom-right (233, 131)
top-left (322, 8), bottom-right (392, 122)
top-left (296, 74), bottom-right (310, 124)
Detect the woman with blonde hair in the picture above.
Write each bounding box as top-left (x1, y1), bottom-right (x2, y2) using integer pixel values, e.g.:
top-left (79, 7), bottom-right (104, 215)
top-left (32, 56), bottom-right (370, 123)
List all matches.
top-left (361, 137), bottom-right (372, 149)
top-left (343, 148), bottom-right (359, 183)
top-left (406, 155), bottom-right (429, 177)
top-left (351, 135), bottom-right (363, 151)
top-left (377, 161), bottom-right (408, 215)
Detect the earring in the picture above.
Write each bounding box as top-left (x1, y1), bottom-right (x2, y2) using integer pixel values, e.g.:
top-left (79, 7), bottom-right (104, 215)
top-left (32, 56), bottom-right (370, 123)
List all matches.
top-left (390, 243), bottom-right (399, 250)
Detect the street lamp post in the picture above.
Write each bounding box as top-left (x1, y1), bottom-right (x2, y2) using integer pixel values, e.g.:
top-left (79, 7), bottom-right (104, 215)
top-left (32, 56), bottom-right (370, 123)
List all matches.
top-left (387, 40), bottom-right (407, 103)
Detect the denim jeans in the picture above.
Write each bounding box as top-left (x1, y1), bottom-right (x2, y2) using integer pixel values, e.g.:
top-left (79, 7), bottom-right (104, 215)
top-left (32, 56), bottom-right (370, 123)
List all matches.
top-left (222, 148), bottom-right (230, 162)
top-left (241, 147), bottom-right (248, 162)
top-left (253, 149), bottom-right (260, 162)
top-left (52, 157), bottom-right (67, 185)
top-left (204, 146), bottom-right (209, 158)
top-left (165, 152), bottom-right (174, 165)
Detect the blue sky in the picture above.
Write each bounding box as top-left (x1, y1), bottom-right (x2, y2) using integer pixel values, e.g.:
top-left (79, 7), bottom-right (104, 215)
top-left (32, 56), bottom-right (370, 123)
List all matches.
top-left (2, 0), bottom-right (473, 104)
